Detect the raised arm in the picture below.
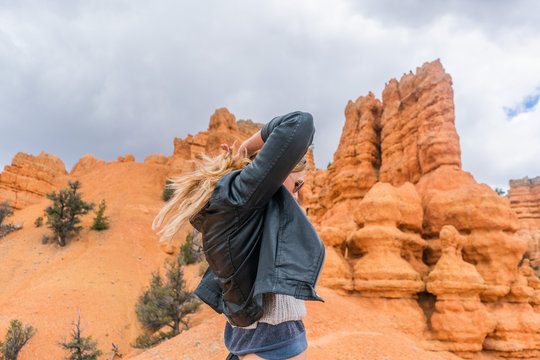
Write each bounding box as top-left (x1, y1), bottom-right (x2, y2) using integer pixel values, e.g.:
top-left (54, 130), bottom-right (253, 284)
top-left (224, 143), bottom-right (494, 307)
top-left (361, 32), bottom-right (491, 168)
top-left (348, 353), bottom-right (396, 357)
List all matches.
top-left (225, 111), bottom-right (314, 209)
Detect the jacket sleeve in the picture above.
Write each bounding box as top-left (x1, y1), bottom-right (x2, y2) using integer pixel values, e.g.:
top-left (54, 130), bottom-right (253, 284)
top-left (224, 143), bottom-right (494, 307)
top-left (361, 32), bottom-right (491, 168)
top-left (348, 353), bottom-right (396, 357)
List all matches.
top-left (229, 111), bottom-right (314, 209)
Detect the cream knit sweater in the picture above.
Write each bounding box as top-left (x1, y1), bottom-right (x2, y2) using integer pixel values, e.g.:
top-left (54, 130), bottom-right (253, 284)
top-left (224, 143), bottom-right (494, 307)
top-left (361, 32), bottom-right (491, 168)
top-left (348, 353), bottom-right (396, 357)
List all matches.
top-left (229, 293), bottom-right (306, 329)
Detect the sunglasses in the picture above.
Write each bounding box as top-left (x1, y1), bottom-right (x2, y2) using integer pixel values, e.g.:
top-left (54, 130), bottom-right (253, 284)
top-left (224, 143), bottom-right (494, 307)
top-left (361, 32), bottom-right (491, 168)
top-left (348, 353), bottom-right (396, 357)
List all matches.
top-left (293, 180), bottom-right (304, 193)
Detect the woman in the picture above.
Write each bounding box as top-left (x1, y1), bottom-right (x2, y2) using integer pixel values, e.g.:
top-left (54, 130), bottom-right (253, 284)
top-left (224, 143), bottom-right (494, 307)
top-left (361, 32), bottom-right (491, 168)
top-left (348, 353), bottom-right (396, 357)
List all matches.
top-left (154, 111), bottom-right (325, 359)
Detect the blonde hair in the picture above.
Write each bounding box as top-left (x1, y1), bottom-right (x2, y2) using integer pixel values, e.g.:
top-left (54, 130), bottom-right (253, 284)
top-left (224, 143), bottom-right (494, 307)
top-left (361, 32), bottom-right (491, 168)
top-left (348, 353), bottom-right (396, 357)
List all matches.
top-left (153, 152), bottom-right (307, 242)
top-left (292, 157), bottom-right (307, 172)
top-left (153, 151), bottom-right (251, 242)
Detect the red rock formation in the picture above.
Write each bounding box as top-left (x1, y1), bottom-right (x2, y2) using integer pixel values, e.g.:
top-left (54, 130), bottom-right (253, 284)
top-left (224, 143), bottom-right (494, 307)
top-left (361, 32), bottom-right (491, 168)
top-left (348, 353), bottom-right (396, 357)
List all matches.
top-left (509, 176), bottom-right (540, 268)
top-left (307, 60), bottom-right (539, 358)
top-left (419, 180), bottom-right (525, 301)
top-left (237, 119), bottom-right (263, 139)
top-left (143, 154), bottom-right (169, 165)
top-left (308, 94), bottom-right (381, 227)
top-left (117, 154), bottom-right (135, 162)
top-left (171, 108), bottom-right (259, 163)
top-left (426, 225), bottom-right (496, 353)
top-left (347, 182), bottom-right (426, 297)
top-left (205, 108), bottom-right (240, 155)
top-left (483, 258), bottom-right (540, 358)
top-left (379, 62), bottom-right (461, 185)
top-left (70, 154), bottom-right (106, 175)
top-left (0, 152), bottom-right (67, 209)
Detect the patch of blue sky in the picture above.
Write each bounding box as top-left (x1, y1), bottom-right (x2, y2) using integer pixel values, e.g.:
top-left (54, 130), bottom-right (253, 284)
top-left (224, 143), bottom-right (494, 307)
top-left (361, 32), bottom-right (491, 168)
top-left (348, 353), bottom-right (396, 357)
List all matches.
top-left (504, 87), bottom-right (540, 119)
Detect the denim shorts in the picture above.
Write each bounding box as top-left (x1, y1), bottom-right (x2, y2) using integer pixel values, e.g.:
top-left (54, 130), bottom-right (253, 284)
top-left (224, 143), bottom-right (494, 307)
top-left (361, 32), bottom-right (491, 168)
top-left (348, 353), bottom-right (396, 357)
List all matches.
top-left (224, 320), bottom-right (307, 359)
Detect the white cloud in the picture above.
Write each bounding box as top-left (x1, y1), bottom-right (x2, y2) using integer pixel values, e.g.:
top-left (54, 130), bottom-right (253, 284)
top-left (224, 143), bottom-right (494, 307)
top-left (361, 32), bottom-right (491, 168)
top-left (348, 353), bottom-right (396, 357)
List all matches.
top-left (0, 0), bottom-right (539, 192)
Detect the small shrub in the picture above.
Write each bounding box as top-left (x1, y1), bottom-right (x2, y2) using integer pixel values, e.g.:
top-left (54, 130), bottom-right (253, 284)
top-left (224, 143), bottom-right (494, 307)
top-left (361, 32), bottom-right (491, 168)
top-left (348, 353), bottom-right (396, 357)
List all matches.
top-left (0, 203), bottom-right (22, 238)
top-left (59, 312), bottom-right (102, 360)
top-left (134, 253), bottom-right (200, 347)
top-left (0, 319), bottom-right (36, 360)
top-left (162, 179), bottom-right (174, 202)
top-left (180, 232), bottom-right (197, 265)
top-left (34, 217), bottom-right (43, 228)
top-left (133, 331), bottom-right (172, 349)
top-left (0, 202), bottom-right (22, 238)
top-left (494, 187), bottom-right (506, 196)
top-left (44, 180), bottom-right (94, 246)
top-left (0, 201), bottom-right (13, 226)
top-left (91, 200), bottom-right (109, 231)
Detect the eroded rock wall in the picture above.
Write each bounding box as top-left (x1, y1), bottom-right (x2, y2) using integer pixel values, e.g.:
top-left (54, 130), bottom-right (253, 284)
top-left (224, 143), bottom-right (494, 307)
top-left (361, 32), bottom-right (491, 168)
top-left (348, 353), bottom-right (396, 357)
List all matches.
top-left (0, 152), bottom-right (67, 209)
top-left (509, 176), bottom-right (540, 269)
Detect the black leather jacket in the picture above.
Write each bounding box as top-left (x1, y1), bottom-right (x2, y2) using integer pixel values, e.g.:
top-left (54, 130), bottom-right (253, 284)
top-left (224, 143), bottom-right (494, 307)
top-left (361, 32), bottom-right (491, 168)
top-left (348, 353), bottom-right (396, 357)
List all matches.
top-left (191, 111), bottom-right (325, 327)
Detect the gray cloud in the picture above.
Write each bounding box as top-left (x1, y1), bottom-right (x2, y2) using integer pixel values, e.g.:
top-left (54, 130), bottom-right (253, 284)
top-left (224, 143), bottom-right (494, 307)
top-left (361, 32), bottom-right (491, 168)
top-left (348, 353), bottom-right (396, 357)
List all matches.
top-left (1, 0), bottom-right (539, 192)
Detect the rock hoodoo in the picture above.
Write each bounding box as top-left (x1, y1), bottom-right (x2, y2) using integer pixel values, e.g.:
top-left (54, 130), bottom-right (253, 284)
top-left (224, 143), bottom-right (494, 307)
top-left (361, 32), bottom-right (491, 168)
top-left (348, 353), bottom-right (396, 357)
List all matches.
top-left (348, 182), bottom-right (426, 298)
top-left (426, 225), bottom-right (495, 353)
top-left (306, 60), bottom-right (540, 358)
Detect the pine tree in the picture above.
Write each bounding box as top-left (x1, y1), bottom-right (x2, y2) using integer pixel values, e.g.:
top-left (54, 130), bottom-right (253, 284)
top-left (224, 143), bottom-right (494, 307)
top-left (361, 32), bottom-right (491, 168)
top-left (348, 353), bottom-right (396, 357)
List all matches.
top-left (59, 312), bottom-right (102, 360)
top-left (91, 200), bottom-right (109, 231)
top-left (0, 319), bottom-right (36, 360)
top-left (44, 181), bottom-right (94, 246)
top-left (134, 254), bottom-right (200, 347)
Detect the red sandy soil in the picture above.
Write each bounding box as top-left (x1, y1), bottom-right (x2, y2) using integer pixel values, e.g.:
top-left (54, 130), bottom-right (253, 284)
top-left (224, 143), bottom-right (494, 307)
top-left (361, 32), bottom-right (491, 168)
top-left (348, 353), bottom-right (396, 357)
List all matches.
top-left (0, 160), bottom-right (501, 360)
top-left (127, 286), bottom-right (467, 360)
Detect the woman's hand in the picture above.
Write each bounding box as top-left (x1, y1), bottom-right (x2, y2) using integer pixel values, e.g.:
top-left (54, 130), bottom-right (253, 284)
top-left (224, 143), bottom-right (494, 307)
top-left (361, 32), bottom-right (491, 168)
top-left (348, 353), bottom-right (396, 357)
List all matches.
top-left (221, 130), bottom-right (263, 159)
top-left (220, 143), bottom-right (248, 160)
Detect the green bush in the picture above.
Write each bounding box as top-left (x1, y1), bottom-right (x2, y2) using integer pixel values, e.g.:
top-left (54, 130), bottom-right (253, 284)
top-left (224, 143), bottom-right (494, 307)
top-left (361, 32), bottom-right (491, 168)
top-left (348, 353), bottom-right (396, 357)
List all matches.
top-left (133, 331), bottom-right (173, 349)
top-left (91, 200), bottom-right (109, 231)
top-left (134, 253), bottom-right (200, 347)
top-left (44, 181), bottom-right (94, 246)
top-left (34, 217), bottom-right (43, 228)
top-left (59, 312), bottom-right (102, 360)
top-left (162, 179), bottom-right (174, 202)
top-left (0, 319), bottom-right (36, 360)
top-left (180, 232), bottom-right (198, 265)
top-left (0, 202), bottom-right (21, 238)
top-left (0, 201), bottom-right (13, 226)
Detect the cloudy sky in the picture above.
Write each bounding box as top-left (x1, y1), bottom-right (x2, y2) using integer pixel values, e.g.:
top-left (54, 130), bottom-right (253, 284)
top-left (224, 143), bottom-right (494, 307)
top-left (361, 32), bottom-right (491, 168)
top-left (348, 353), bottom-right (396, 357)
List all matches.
top-left (1, 0), bottom-right (539, 191)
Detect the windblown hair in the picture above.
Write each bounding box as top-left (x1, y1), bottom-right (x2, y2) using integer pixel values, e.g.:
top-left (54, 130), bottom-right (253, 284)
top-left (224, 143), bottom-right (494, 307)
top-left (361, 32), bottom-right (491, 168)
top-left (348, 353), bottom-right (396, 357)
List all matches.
top-left (153, 151), bottom-right (308, 242)
top-left (293, 157), bottom-right (307, 172)
top-left (153, 151), bottom-right (251, 242)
